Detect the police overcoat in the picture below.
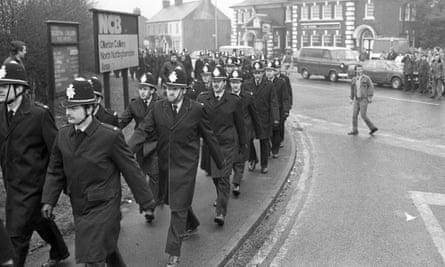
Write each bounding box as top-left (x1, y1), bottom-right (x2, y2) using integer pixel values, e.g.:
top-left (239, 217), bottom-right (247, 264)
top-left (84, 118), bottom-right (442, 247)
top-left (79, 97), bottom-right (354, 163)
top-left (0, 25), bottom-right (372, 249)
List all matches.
top-left (244, 78), bottom-right (280, 139)
top-left (95, 104), bottom-right (119, 127)
top-left (42, 118), bottom-right (154, 263)
top-left (271, 77), bottom-right (290, 119)
top-left (0, 97), bottom-right (57, 236)
top-left (196, 91), bottom-right (246, 178)
top-left (128, 97), bottom-right (224, 211)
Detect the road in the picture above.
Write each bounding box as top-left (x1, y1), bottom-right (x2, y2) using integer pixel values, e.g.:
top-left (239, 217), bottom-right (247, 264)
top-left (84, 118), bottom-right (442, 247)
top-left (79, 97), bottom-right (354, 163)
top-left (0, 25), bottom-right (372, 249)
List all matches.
top-left (256, 74), bottom-right (445, 267)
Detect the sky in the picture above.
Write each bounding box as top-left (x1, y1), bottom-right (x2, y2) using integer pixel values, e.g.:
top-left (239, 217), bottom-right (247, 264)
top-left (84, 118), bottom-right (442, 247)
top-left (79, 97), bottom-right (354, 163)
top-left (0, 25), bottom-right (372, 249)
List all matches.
top-left (95, 0), bottom-right (242, 19)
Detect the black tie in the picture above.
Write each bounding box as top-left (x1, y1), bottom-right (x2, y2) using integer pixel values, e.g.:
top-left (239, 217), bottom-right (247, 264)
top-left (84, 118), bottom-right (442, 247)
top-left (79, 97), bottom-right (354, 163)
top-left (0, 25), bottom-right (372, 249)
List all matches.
top-left (74, 129), bottom-right (85, 148)
top-left (172, 104), bottom-right (178, 119)
top-left (7, 111), bottom-right (14, 125)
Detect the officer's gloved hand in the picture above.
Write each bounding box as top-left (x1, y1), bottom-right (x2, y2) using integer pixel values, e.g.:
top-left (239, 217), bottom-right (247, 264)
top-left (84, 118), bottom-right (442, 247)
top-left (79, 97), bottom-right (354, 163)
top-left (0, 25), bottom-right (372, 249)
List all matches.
top-left (41, 204), bottom-right (54, 220)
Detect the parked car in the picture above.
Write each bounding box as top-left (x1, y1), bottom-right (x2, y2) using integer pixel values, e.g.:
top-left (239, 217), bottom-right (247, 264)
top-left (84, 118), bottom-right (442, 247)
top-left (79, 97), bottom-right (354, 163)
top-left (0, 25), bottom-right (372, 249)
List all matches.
top-left (348, 60), bottom-right (410, 89)
top-left (296, 47), bottom-right (359, 82)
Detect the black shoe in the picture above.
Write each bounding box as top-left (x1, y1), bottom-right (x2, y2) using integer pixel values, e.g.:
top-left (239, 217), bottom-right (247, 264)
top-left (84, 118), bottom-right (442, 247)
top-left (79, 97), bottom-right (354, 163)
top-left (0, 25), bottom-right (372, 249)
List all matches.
top-left (41, 252), bottom-right (70, 267)
top-left (261, 167), bottom-right (268, 174)
top-left (232, 184), bottom-right (240, 197)
top-left (369, 128), bottom-right (378, 135)
top-left (182, 227), bottom-right (198, 240)
top-left (214, 214), bottom-right (225, 226)
top-left (272, 153), bottom-right (279, 159)
top-left (144, 210), bottom-right (155, 223)
top-left (248, 161), bottom-right (257, 172)
top-left (347, 130), bottom-right (358, 135)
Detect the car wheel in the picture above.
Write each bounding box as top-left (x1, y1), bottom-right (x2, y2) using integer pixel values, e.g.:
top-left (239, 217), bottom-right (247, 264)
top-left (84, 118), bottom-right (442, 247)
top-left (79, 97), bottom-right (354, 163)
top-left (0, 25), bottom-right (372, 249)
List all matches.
top-left (301, 69), bottom-right (311, 79)
top-left (391, 77), bottom-right (402, 89)
top-left (329, 71), bottom-right (338, 82)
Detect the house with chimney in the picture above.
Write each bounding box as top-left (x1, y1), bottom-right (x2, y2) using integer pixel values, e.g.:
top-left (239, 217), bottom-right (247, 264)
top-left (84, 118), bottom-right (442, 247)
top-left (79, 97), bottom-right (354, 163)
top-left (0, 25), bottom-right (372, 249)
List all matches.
top-left (145, 0), bottom-right (231, 52)
top-left (230, 0), bottom-right (417, 56)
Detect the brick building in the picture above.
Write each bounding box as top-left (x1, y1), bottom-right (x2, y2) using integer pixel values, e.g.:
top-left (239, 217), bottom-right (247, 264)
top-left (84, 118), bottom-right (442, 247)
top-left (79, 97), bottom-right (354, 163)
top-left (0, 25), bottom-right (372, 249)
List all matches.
top-left (230, 0), bottom-right (417, 56)
top-left (145, 0), bottom-right (231, 52)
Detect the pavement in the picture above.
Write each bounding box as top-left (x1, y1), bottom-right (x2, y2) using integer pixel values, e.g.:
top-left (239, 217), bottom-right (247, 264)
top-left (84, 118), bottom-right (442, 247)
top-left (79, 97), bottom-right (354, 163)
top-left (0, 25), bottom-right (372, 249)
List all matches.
top-left (29, 127), bottom-right (299, 267)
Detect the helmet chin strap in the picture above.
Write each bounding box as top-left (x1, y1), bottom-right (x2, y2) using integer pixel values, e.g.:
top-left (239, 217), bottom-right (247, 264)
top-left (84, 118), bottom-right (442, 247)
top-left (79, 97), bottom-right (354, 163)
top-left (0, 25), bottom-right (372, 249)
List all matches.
top-left (75, 109), bottom-right (91, 126)
top-left (5, 85), bottom-right (24, 105)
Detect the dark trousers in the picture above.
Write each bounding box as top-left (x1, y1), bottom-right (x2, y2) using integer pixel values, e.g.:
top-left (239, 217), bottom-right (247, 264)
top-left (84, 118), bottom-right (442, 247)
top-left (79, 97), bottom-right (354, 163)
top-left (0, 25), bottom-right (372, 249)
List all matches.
top-left (404, 74), bottom-right (414, 91)
top-left (200, 143), bottom-right (212, 176)
top-left (10, 218), bottom-right (68, 267)
top-left (232, 162), bottom-right (245, 185)
top-left (145, 154), bottom-right (161, 204)
top-left (419, 74), bottom-right (429, 93)
top-left (212, 177), bottom-right (230, 216)
top-left (165, 207), bottom-right (200, 257)
top-left (0, 219), bottom-right (14, 264)
top-left (249, 139), bottom-right (270, 168)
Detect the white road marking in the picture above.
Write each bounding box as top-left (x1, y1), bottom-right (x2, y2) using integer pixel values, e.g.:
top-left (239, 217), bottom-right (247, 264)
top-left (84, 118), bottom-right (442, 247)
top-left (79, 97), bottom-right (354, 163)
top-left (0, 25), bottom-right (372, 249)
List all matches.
top-left (410, 191), bottom-right (445, 264)
top-left (405, 212), bottom-right (417, 222)
top-left (297, 83), bottom-right (441, 106)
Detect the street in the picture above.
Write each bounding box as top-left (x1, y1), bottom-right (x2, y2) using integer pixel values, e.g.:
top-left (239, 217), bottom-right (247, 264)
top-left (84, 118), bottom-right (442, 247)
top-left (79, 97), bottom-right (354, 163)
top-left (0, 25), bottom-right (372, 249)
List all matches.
top-left (254, 74), bottom-right (445, 266)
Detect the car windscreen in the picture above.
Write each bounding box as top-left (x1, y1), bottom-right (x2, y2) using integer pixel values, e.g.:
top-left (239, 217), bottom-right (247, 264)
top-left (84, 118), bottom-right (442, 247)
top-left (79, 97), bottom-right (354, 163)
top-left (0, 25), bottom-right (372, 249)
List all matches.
top-left (330, 50), bottom-right (357, 61)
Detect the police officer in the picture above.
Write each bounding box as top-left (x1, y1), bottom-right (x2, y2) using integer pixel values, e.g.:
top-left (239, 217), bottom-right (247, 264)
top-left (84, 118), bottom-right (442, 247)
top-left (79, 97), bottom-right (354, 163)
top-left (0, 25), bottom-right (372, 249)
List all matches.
top-left (229, 69), bottom-right (261, 196)
top-left (197, 65), bottom-right (246, 226)
top-left (275, 58), bottom-right (293, 145)
top-left (128, 68), bottom-right (224, 267)
top-left (160, 53), bottom-right (185, 85)
top-left (89, 77), bottom-right (119, 127)
top-left (119, 72), bottom-right (161, 222)
top-left (265, 60), bottom-right (290, 158)
top-left (188, 63), bottom-right (212, 100)
top-left (41, 78), bottom-right (156, 267)
top-left (244, 61), bottom-right (280, 174)
top-left (0, 61), bottom-right (69, 267)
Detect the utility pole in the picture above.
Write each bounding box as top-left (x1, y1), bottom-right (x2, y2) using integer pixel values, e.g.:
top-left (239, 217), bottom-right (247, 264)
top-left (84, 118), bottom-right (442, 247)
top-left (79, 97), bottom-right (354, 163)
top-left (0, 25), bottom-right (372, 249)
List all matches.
top-left (214, 0), bottom-right (218, 50)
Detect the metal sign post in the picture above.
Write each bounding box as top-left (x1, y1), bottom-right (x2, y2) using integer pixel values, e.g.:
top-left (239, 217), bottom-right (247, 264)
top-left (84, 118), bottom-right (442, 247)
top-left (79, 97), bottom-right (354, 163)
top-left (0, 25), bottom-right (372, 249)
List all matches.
top-left (90, 8), bottom-right (140, 109)
top-left (46, 20), bottom-right (80, 113)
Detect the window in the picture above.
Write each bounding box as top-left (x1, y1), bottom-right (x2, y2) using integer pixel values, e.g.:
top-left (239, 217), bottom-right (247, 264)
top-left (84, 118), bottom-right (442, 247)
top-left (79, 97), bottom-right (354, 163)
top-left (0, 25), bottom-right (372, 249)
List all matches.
top-left (311, 4), bottom-right (320, 20)
top-left (169, 23), bottom-right (172, 34)
top-left (311, 33), bottom-right (321, 46)
top-left (334, 3), bottom-right (343, 19)
top-left (323, 3), bottom-right (332, 19)
top-left (335, 35), bottom-right (343, 47)
top-left (323, 34), bottom-right (333, 46)
top-left (286, 31), bottom-right (292, 48)
top-left (238, 10), bottom-right (243, 24)
top-left (301, 5), bottom-right (309, 20)
top-left (274, 31), bottom-right (281, 48)
top-left (242, 9), bottom-right (248, 23)
top-left (285, 6), bottom-right (292, 22)
top-left (302, 34), bottom-right (310, 47)
top-left (365, 0), bottom-right (375, 19)
top-left (176, 23), bottom-right (179, 34)
top-left (411, 4), bottom-right (416, 21)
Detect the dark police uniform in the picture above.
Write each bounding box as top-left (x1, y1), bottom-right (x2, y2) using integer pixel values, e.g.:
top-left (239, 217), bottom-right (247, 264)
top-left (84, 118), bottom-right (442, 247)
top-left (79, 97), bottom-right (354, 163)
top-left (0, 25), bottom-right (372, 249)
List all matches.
top-left (269, 75), bottom-right (290, 155)
top-left (196, 89), bottom-right (246, 222)
top-left (95, 104), bottom-right (119, 127)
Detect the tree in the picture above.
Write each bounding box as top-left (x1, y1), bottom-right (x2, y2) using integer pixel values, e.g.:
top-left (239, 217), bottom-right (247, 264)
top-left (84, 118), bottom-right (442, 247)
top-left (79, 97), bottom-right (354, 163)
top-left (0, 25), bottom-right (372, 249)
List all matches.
top-left (412, 0), bottom-right (445, 48)
top-left (0, 0), bottom-right (97, 103)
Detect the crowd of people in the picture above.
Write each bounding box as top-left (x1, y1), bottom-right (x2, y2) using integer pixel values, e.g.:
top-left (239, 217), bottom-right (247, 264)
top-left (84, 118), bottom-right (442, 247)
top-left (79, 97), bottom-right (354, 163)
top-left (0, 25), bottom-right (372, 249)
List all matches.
top-left (0, 40), bottom-right (293, 267)
top-left (360, 47), bottom-right (445, 100)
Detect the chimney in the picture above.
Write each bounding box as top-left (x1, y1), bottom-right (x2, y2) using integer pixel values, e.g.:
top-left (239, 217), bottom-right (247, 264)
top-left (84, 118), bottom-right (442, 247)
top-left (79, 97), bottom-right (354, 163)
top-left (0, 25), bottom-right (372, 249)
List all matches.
top-left (162, 0), bottom-right (170, 8)
top-left (175, 0), bottom-right (183, 5)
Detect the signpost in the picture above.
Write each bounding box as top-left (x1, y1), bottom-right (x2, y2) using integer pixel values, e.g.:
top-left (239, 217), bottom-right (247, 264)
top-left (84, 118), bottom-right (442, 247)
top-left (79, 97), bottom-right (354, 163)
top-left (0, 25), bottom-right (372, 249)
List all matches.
top-left (46, 20), bottom-right (80, 113)
top-left (91, 8), bottom-right (139, 109)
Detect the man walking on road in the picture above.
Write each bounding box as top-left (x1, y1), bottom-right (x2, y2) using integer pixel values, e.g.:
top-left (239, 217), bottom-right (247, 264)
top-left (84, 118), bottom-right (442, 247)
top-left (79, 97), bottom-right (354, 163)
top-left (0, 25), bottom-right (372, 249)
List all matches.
top-left (245, 61), bottom-right (280, 174)
top-left (41, 78), bottom-right (156, 267)
top-left (229, 69), bottom-right (261, 197)
top-left (119, 73), bottom-right (162, 223)
top-left (197, 65), bottom-right (246, 226)
top-left (0, 61), bottom-right (69, 267)
top-left (348, 64), bottom-right (378, 136)
top-left (128, 68), bottom-right (224, 267)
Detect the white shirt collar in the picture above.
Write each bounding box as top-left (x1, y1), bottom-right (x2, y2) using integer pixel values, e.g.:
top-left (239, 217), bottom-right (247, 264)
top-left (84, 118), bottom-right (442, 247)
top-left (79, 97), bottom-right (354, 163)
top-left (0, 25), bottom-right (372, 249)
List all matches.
top-left (173, 98), bottom-right (184, 111)
top-left (214, 90), bottom-right (225, 99)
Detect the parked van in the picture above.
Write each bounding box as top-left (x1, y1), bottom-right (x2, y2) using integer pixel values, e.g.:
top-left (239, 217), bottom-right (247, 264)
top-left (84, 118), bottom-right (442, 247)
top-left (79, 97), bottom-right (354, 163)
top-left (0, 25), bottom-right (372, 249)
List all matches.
top-left (296, 47), bottom-right (359, 82)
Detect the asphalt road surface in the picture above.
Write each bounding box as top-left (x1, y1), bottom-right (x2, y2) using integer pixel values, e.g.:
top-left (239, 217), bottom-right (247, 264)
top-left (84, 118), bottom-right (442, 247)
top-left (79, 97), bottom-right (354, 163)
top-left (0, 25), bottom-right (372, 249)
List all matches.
top-left (261, 75), bottom-right (445, 267)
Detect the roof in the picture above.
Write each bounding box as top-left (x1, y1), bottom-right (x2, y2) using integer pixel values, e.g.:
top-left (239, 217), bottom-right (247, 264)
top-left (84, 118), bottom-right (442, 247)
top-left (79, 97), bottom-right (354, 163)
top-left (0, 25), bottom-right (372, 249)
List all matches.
top-left (149, 1), bottom-right (201, 23)
top-left (230, 0), bottom-right (289, 8)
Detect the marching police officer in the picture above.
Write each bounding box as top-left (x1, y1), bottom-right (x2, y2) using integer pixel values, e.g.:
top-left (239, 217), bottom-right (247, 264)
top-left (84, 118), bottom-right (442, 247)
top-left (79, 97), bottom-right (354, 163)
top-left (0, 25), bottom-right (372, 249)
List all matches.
top-left (197, 65), bottom-right (246, 226)
top-left (244, 61), bottom-right (279, 174)
top-left (188, 63), bottom-right (212, 100)
top-left (0, 61), bottom-right (69, 267)
top-left (275, 58), bottom-right (293, 144)
top-left (41, 78), bottom-right (156, 267)
top-left (265, 60), bottom-right (290, 158)
top-left (229, 69), bottom-right (261, 196)
top-left (89, 77), bottom-right (119, 127)
top-left (160, 53), bottom-right (185, 85)
top-left (119, 72), bottom-right (162, 222)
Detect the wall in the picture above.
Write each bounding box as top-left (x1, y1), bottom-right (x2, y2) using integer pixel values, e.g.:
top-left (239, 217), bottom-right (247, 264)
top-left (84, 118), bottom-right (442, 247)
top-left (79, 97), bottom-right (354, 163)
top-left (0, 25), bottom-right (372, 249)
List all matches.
top-left (182, 18), bottom-right (230, 51)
